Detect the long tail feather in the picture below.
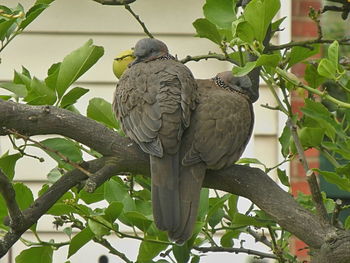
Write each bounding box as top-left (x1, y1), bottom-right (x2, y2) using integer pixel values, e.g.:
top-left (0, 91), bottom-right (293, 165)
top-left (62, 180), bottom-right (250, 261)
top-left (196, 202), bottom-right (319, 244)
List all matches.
top-left (168, 163), bottom-right (206, 244)
top-left (150, 153), bottom-right (180, 232)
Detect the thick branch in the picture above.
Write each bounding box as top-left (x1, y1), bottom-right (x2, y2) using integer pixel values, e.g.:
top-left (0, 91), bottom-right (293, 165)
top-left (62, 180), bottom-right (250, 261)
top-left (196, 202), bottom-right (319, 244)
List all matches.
top-left (92, 0), bottom-right (136, 5)
top-left (193, 246), bottom-right (277, 259)
top-left (0, 170), bottom-right (24, 230)
top-left (1, 99), bottom-right (350, 262)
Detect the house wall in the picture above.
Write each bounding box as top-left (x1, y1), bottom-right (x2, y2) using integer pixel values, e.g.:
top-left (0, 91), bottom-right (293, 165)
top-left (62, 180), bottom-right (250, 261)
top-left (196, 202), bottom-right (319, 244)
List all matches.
top-left (0, 0), bottom-right (290, 262)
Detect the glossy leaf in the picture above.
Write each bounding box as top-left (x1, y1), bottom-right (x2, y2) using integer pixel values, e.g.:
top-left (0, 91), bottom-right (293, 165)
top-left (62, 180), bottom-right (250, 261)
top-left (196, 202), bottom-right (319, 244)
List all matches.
top-left (316, 169), bottom-right (350, 192)
top-left (299, 127), bottom-right (325, 148)
top-left (244, 0), bottom-right (280, 42)
top-left (304, 64), bottom-right (326, 88)
top-left (124, 211), bottom-right (153, 231)
top-left (88, 218), bottom-right (110, 238)
top-left (68, 227), bottom-right (94, 258)
top-left (287, 45), bottom-right (320, 69)
top-left (56, 39), bottom-right (104, 98)
top-left (16, 246), bottom-right (53, 263)
top-left (137, 235), bottom-right (168, 262)
top-left (0, 152), bottom-right (22, 180)
top-left (87, 98), bottom-right (119, 129)
top-left (220, 230), bottom-right (239, 248)
top-left (0, 18), bottom-right (17, 41)
top-left (19, 4), bottom-right (48, 30)
top-left (277, 168), bottom-right (290, 187)
top-left (39, 138), bottom-right (83, 169)
top-left (47, 203), bottom-right (75, 216)
top-left (79, 185), bottom-right (104, 204)
top-left (173, 243), bottom-right (190, 263)
top-left (327, 41), bottom-right (339, 68)
top-left (203, 0), bottom-right (236, 30)
top-left (279, 126), bottom-right (292, 157)
top-left (24, 77), bottom-right (56, 105)
top-left (232, 213), bottom-right (272, 227)
top-left (60, 87), bottom-right (89, 108)
top-left (0, 83), bottom-right (27, 97)
top-left (14, 183), bottom-right (34, 210)
top-left (104, 201), bottom-right (123, 223)
top-left (193, 18), bottom-right (222, 44)
top-left (197, 188), bottom-right (209, 221)
top-left (235, 21), bottom-right (254, 43)
top-left (317, 58), bottom-right (337, 80)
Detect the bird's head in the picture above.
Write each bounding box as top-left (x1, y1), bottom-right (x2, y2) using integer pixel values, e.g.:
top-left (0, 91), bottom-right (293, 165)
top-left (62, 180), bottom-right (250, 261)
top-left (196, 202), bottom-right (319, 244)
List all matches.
top-left (130, 38), bottom-right (170, 66)
top-left (216, 71), bottom-right (259, 103)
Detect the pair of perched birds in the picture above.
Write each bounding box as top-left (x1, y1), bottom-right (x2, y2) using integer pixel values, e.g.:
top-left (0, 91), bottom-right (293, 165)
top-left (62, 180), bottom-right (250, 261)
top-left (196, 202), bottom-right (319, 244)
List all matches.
top-left (113, 38), bottom-right (258, 244)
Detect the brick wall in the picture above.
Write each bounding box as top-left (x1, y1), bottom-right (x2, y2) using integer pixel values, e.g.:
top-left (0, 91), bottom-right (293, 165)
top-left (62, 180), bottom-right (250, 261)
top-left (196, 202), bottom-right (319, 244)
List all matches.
top-left (290, 0), bottom-right (322, 261)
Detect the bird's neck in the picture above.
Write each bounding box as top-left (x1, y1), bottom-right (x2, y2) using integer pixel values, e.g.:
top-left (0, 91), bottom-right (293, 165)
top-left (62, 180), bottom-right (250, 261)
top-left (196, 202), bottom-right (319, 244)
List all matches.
top-left (156, 54), bottom-right (176, 61)
top-left (212, 76), bottom-right (251, 102)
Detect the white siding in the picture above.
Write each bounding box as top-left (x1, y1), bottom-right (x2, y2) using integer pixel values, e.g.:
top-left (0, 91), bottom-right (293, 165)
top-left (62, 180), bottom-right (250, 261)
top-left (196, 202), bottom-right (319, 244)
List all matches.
top-left (0, 0), bottom-right (291, 262)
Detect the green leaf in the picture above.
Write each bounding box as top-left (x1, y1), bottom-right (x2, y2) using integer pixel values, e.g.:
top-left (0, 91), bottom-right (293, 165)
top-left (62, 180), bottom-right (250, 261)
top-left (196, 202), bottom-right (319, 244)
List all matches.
top-left (47, 203), bottom-right (75, 216)
top-left (271, 16), bottom-right (286, 32)
top-left (19, 4), bottom-right (48, 30)
top-left (316, 169), bottom-right (350, 192)
top-left (220, 230), bottom-right (239, 247)
top-left (44, 62), bottom-right (61, 91)
top-left (137, 236), bottom-right (168, 262)
top-left (304, 64), bottom-right (326, 88)
top-left (279, 126), bottom-right (291, 157)
top-left (0, 18), bottom-right (17, 41)
top-left (60, 87), bottom-right (89, 108)
top-left (39, 138), bottom-right (83, 169)
top-left (228, 194), bottom-right (238, 218)
top-left (244, 0), bottom-right (280, 42)
top-left (88, 218), bottom-right (110, 238)
top-left (124, 211), bottom-right (153, 231)
top-left (104, 178), bottom-right (135, 212)
top-left (257, 53), bottom-right (281, 67)
top-left (277, 168), bottom-right (290, 187)
top-left (104, 202), bottom-right (123, 223)
top-left (327, 41), bottom-right (339, 68)
top-left (317, 58), bottom-right (337, 80)
top-left (235, 21), bottom-right (255, 43)
top-left (0, 152), bottom-right (22, 180)
top-left (56, 39), bottom-right (104, 98)
top-left (236, 157), bottom-right (265, 168)
top-left (197, 188), bottom-right (209, 221)
top-left (193, 18), bottom-right (222, 44)
top-left (345, 216), bottom-right (350, 230)
top-left (173, 243), bottom-right (190, 263)
top-left (68, 227), bottom-right (94, 258)
top-left (79, 185), bottom-right (104, 204)
top-left (206, 194), bottom-right (231, 223)
top-left (0, 83), bottom-right (27, 97)
top-left (287, 45), bottom-right (320, 69)
top-left (16, 246), bottom-right (53, 263)
top-left (232, 61), bottom-right (256, 76)
top-left (203, 0), bottom-right (236, 30)
top-left (24, 77), bottom-right (56, 105)
top-left (35, 0), bottom-right (55, 4)
top-left (87, 98), bottom-right (119, 129)
top-left (299, 127), bottom-right (325, 148)
top-left (14, 183), bottom-right (34, 210)
top-left (232, 213), bottom-right (272, 227)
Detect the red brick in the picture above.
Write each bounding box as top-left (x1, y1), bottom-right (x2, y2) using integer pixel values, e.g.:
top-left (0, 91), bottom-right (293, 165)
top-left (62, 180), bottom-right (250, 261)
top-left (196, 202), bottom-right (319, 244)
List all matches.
top-left (291, 181), bottom-right (311, 196)
top-left (296, 160), bottom-right (319, 177)
top-left (292, 0), bottom-right (300, 16)
top-left (299, 1), bottom-right (322, 16)
top-left (291, 237), bottom-right (310, 258)
top-left (292, 20), bottom-right (318, 37)
top-left (291, 99), bottom-right (305, 117)
top-left (292, 63), bottom-right (307, 77)
top-left (304, 148), bottom-right (319, 158)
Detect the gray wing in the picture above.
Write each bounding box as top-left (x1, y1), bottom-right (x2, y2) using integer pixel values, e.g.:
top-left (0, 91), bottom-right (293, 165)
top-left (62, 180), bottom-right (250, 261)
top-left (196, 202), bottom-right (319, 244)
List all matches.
top-left (182, 79), bottom-right (254, 170)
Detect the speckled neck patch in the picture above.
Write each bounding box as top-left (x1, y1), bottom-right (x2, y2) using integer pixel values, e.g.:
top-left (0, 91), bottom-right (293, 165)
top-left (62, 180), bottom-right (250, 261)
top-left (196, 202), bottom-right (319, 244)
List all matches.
top-left (212, 76), bottom-right (250, 101)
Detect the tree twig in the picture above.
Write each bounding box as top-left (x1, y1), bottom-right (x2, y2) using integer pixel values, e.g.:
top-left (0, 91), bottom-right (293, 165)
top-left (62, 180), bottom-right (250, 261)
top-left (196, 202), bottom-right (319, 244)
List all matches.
top-left (124, 4), bottom-right (154, 38)
top-left (287, 118), bottom-right (330, 225)
top-left (92, 0), bottom-right (136, 5)
top-left (0, 169), bottom-right (25, 230)
top-left (269, 38), bottom-right (350, 51)
top-left (193, 246), bottom-right (277, 259)
top-left (180, 53), bottom-right (238, 65)
top-left (6, 129), bottom-right (93, 178)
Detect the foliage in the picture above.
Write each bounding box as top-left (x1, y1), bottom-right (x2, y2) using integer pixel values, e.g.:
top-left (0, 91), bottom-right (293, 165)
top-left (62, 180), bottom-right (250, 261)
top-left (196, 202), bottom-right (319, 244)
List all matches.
top-left (1, 0), bottom-right (350, 262)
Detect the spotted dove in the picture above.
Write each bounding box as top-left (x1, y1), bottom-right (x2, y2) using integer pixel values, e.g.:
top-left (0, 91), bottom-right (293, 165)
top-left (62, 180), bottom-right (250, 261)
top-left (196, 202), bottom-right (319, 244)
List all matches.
top-left (113, 38), bottom-right (256, 244)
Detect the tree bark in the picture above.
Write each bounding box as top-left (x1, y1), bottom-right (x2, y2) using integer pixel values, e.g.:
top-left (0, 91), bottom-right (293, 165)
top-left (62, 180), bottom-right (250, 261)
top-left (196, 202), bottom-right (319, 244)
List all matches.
top-left (1, 99), bottom-right (350, 262)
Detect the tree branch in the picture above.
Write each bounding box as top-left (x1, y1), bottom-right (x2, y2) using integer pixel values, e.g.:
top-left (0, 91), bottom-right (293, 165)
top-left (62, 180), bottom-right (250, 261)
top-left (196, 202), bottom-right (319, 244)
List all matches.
top-left (193, 246), bottom-right (277, 259)
top-left (92, 0), bottom-right (136, 5)
top-left (124, 4), bottom-right (154, 38)
top-left (1, 99), bottom-right (350, 261)
top-left (0, 169), bottom-right (25, 230)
